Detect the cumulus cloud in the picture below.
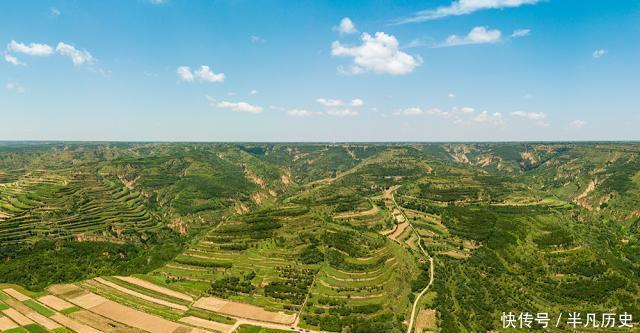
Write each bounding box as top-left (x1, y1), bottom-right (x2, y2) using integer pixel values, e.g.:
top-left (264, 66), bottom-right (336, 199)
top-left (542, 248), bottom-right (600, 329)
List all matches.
top-left (216, 101), bottom-right (263, 114)
top-left (396, 0), bottom-right (541, 24)
top-left (511, 29), bottom-right (531, 38)
top-left (460, 106), bottom-right (475, 113)
top-left (427, 108), bottom-right (451, 118)
top-left (316, 98), bottom-right (364, 107)
top-left (4, 40), bottom-right (102, 71)
top-left (6, 82), bottom-right (25, 93)
top-left (394, 107), bottom-right (424, 116)
top-left (177, 65), bottom-right (225, 83)
top-left (440, 26), bottom-right (502, 47)
top-left (56, 42), bottom-right (94, 65)
top-left (511, 110), bottom-right (546, 120)
top-left (177, 66), bottom-right (194, 82)
top-left (335, 17), bottom-right (357, 35)
top-left (316, 98), bottom-right (343, 107)
top-left (4, 53), bottom-right (25, 66)
top-left (250, 90), bottom-right (258, 95)
top-left (7, 40), bottom-right (53, 56)
top-left (593, 49), bottom-right (607, 58)
top-left (50, 7), bottom-right (61, 17)
top-left (474, 111), bottom-right (506, 127)
top-left (448, 93), bottom-right (456, 98)
top-left (570, 120), bottom-right (586, 129)
top-left (327, 109), bottom-right (358, 117)
top-left (195, 65), bottom-right (225, 82)
top-left (288, 109), bottom-right (321, 117)
top-left (331, 32), bottom-right (421, 75)
top-left (511, 110), bottom-right (549, 126)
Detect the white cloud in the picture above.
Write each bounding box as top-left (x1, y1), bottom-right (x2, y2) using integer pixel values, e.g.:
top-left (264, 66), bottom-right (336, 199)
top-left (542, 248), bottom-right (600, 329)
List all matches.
top-left (288, 109), bottom-right (321, 117)
top-left (177, 66), bottom-right (194, 82)
top-left (148, 0), bottom-right (168, 4)
top-left (194, 65), bottom-right (225, 82)
top-left (511, 29), bottom-right (531, 38)
top-left (448, 93), bottom-right (456, 98)
top-left (317, 98), bottom-right (343, 107)
top-left (331, 32), bottom-right (422, 75)
top-left (511, 110), bottom-right (549, 126)
top-left (7, 40), bottom-right (53, 56)
top-left (335, 17), bottom-right (357, 35)
top-left (570, 120), bottom-right (586, 129)
top-left (460, 106), bottom-right (475, 113)
top-left (316, 98), bottom-right (364, 107)
top-left (50, 7), bottom-right (61, 16)
top-left (511, 110), bottom-right (546, 120)
top-left (474, 111), bottom-right (506, 127)
top-left (396, 0), bottom-right (541, 24)
top-left (6, 82), bottom-right (25, 93)
top-left (593, 49), bottom-right (607, 58)
top-left (217, 101), bottom-right (263, 114)
top-left (327, 109), bottom-right (358, 117)
top-left (56, 42), bottom-right (94, 65)
top-left (250, 90), bottom-right (258, 95)
top-left (4, 53), bottom-right (25, 66)
top-left (441, 26), bottom-right (502, 47)
top-left (177, 65), bottom-right (225, 83)
top-left (394, 107), bottom-right (424, 116)
top-left (426, 108), bottom-right (451, 117)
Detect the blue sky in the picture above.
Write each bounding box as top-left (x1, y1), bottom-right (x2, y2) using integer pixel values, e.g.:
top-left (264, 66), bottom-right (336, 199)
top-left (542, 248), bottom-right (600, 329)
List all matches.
top-left (1, 0), bottom-right (639, 141)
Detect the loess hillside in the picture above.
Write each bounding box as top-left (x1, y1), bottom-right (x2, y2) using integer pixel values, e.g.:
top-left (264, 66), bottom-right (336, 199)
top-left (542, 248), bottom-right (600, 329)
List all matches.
top-left (0, 142), bottom-right (639, 333)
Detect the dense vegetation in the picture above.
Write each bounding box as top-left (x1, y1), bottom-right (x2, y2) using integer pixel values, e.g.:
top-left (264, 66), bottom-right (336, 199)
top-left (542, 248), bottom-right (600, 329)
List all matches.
top-left (1, 142), bottom-right (639, 332)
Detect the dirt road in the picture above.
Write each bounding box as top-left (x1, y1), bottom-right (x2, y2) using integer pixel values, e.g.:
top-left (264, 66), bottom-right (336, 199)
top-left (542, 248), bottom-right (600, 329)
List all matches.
top-left (386, 187), bottom-right (435, 333)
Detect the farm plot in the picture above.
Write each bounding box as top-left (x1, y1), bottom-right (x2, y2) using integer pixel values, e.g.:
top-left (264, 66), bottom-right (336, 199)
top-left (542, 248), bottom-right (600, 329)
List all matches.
top-left (154, 207), bottom-right (318, 316)
top-left (0, 171), bottom-right (162, 245)
top-left (50, 286), bottom-right (203, 333)
top-left (300, 227), bottom-right (418, 332)
top-left (193, 296), bottom-right (295, 324)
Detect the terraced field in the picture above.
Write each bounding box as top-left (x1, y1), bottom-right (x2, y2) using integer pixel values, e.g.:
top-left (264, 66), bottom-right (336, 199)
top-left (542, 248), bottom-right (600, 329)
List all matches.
top-left (1, 143), bottom-right (639, 332)
top-left (0, 170), bottom-right (160, 245)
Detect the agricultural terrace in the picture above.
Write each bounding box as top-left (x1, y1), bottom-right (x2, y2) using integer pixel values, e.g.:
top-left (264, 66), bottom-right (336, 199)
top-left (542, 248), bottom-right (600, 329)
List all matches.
top-left (1, 143), bottom-right (640, 333)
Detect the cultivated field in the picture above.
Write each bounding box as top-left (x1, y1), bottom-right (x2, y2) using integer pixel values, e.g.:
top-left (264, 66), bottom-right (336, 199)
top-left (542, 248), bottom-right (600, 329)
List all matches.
top-left (1, 143), bottom-right (640, 332)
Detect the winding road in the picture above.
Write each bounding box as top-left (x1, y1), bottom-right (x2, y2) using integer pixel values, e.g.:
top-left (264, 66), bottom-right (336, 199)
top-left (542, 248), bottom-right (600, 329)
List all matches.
top-left (388, 187), bottom-right (435, 333)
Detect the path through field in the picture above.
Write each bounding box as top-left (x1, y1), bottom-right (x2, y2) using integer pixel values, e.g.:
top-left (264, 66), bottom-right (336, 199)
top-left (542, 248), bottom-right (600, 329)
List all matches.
top-left (386, 187), bottom-right (436, 333)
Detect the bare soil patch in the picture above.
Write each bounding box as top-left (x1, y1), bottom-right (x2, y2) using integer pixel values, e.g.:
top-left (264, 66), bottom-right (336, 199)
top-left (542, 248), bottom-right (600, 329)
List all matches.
top-left (25, 311), bottom-right (62, 330)
top-left (0, 316), bottom-right (19, 331)
top-left (389, 222), bottom-right (409, 241)
top-left (93, 277), bottom-right (188, 311)
top-left (48, 284), bottom-right (88, 299)
top-left (91, 299), bottom-right (185, 333)
top-left (2, 288), bottom-right (30, 301)
top-left (38, 295), bottom-right (74, 311)
top-left (415, 308), bottom-right (437, 332)
top-left (179, 316), bottom-right (234, 332)
top-left (70, 309), bottom-right (141, 333)
top-left (2, 308), bottom-right (34, 326)
top-left (440, 250), bottom-right (470, 259)
top-left (193, 296), bottom-right (296, 325)
top-left (51, 313), bottom-right (101, 333)
top-left (114, 276), bottom-right (194, 302)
